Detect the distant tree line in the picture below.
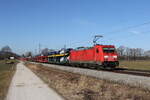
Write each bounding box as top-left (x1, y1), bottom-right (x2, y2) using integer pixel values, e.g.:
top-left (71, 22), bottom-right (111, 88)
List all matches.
top-left (0, 46), bottom-right (19, 60)
top-left (22, 48), bottom-right (54, 58)
top-left (117, 46), bottom-right (150, 60)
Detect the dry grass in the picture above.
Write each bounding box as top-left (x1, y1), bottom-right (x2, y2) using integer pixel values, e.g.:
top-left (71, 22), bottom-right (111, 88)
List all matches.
top-left (26, 63), bottom-right (150, 100)
top-left (0, 60), bottom-right (17, 100)
top-left (119, 60), bottom-right (150, 70)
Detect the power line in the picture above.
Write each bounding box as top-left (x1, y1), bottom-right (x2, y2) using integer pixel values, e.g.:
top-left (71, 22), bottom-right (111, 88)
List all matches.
top-left (99, 20), bottom-right (150, 44)
top-left (66, 29), bottom-right (150, 47)
top-left (105, 29), bottom-right (150, 45)
top-left (104, 20), bottom-right (150, 34)
top-left (39, 43), bottom-right (41, 54)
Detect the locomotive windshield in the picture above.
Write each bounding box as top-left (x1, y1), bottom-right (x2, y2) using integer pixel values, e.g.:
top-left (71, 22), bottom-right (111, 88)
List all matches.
top-left (103, 47), bottom-right (115, 53)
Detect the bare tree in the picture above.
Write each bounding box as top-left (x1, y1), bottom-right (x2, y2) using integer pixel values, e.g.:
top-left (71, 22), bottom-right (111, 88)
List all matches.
top-left (117, 46), bottom-right (125, 57)
top-left (117, 46), bottom-right (145, 60)
top-left (125, 47), bottom-right (130, 60)
top-left (21, 54), bottom-right (25, 57)
top-left (144, 50), bottom-right (150, 57)
top-left (1, 46), bottom-right (12, 52)
top-left (41, 48), bottom-right (49, 55)
top-left (25, 52), bottom-right (32, 57)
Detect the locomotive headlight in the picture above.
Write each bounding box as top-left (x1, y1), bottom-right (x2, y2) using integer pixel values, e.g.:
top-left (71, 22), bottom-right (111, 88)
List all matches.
top-left (113, 55), bottom-right (117, 58)
top-left (104, 55), bottom-right (109, 58)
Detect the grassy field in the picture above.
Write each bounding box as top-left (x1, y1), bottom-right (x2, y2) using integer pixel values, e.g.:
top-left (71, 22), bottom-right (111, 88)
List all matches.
top-left (119, 60), bottom-right (150, 70)
top-left (26, 63), bottom-right (150, 100)
top-left (0, 60), bottom-right (17, 100)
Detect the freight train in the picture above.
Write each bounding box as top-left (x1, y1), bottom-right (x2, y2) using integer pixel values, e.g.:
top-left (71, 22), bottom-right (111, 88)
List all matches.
top-left (24, 44), bottom-right (119, 69)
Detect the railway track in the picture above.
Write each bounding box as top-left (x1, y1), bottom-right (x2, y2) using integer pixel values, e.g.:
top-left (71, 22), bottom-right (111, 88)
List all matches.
top-left (30, 61), bottom-right (150, 77)
top-left (107, 68), bottom-right (150, 77)
top-left (67, 65), bottom-right (150, 77)
top-left (68, 65), bottom-right (150, 77)
top-left (29, 62), bottom-right (150, 90)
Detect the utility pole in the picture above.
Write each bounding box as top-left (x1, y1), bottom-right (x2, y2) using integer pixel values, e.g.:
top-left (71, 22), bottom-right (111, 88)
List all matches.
top-left (35, 49), bottom-right (37, 56)
top-left (39, 43), bottom-right (41, 54)
top-left (64, 45), bottom-right (66, 49)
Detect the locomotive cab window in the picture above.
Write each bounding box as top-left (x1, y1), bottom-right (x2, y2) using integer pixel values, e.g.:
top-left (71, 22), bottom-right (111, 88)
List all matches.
top-left (103, 48), bottom-right (115, 53)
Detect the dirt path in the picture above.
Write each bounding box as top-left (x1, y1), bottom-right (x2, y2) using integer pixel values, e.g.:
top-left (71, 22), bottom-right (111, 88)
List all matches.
top-left (6, 62), bottom-right (63, 100)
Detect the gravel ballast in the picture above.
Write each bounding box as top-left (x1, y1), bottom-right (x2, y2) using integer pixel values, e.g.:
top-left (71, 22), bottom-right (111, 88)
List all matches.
top-left (31, 62), bottom-right (150, 90)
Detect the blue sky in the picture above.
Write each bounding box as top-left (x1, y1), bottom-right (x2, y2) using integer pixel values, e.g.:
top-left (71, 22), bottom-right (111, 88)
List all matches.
top-left (0, 0), bottom-right (150, 54)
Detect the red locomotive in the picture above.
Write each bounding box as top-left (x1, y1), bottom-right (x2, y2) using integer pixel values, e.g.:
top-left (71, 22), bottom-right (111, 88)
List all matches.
top-left (69, 44), bottom-right (119, 68)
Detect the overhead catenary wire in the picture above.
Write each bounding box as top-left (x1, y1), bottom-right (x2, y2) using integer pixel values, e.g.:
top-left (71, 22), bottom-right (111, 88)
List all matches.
top-left (66, 29), bottom-right (150, 48)
top-left (104, 20), bottom-right (150, 35)
top-left (38, 20), bottom-right (150, 50)
top-left (97, 20), bottom-right (150, 46)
